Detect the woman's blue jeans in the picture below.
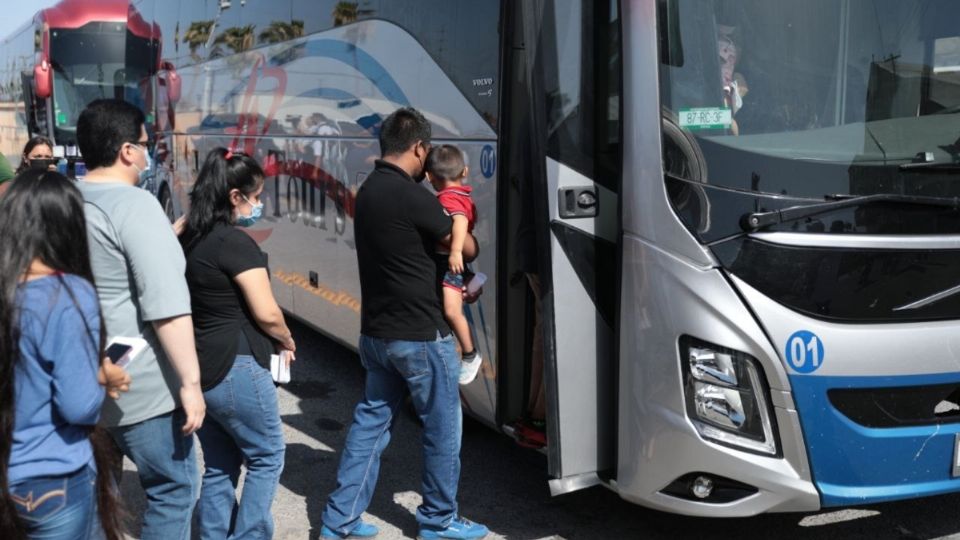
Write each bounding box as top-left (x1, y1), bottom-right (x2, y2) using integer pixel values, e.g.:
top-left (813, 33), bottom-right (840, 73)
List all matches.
top-left (322, 332), bottom-right (462, 535)
top-left (196, 355), bottom-right (285, 539)
top-left (10, 462), bottom-right (101, 540)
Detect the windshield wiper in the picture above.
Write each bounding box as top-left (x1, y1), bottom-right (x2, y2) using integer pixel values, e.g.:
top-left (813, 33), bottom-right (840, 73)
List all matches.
top-left (741, 193), bottom-right (960, 232)
top-left (899, 151), bottom-right (960, 171)
top-left (900, 161), bottom-right (960, 171)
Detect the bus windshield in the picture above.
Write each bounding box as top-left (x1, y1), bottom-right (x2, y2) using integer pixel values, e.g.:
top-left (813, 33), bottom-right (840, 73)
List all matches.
top-left (49, 24), bottom-right (152, 143)
top-left (659, 0), bottom-right (960, 199)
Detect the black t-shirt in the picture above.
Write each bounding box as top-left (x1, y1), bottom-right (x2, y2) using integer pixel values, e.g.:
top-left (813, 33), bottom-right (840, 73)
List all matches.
top-left (184, 224), bottom-right (274, 389)
top-left (356, 160), bottom-right (453, 340)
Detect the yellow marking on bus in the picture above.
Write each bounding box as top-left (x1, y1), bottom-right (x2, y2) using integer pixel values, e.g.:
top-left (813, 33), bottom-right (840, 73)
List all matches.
top-left (273, 269), bottom-right (362, 314)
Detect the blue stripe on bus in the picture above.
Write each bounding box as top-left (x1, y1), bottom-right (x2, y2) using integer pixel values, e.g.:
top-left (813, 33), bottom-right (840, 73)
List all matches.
top-left (790, 371), bottom-right (960, 506)
top-left (299, 39), bottom-right (410, 106)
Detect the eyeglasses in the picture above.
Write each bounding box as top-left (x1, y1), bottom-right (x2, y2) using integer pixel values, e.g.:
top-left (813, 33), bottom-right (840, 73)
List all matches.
top-left (128, 139), bottom-right (153, 149)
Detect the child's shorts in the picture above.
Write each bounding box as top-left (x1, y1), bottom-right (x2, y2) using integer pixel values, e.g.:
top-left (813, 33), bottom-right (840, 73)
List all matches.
top-left (443, 271), bottom-right (464, 291)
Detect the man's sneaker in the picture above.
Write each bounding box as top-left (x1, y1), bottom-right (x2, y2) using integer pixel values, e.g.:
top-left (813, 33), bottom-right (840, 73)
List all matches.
top-left (418, 517), bottom-right (489, 539)
top-left (320, 521), bottom-right (380, 539)
top-left (458, 351), bottom-right (483, 385)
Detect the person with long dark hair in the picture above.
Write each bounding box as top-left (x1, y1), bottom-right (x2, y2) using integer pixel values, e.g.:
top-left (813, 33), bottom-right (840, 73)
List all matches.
top-left (0, 171), bottom-right (130, 539)
top-left (14, 136), bottom-right (55, 175)
top-left (180, 148), bottom-right (293, 539)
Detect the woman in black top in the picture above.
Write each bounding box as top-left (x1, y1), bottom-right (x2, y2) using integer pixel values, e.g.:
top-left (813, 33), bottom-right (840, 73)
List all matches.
top-left (180, 148), bottom-right (295, 539)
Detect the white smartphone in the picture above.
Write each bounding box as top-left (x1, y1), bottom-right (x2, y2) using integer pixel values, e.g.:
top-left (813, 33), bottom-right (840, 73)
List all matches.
top-left (106, 337), bottom-right (148, 369)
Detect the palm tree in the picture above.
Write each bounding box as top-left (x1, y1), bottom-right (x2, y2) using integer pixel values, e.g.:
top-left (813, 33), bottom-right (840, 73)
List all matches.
top-left (258, 20), bottom-right (305, 45)
top-left (332, 2), bottom-right (361, 27)
top-left (183, 21), bottom-right (214, 62)
top-left (215, 25), bottom-right (256, 55)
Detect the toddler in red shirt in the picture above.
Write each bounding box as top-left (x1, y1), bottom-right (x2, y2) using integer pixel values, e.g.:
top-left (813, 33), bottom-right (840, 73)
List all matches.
top-left (425, 145), bottom-right (482, 385)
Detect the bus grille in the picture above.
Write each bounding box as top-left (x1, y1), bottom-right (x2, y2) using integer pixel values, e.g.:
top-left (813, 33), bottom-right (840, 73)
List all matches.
top-left (828, 384), bottom-right (960, 428)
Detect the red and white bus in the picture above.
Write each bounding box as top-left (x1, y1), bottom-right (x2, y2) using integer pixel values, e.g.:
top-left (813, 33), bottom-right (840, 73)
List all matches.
top-left (0, 0), bottom-right (160, 173)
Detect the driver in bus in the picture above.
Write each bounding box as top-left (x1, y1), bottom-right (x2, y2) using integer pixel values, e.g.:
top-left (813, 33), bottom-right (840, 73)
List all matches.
top-left (719, 26), bottom-right (749, 135)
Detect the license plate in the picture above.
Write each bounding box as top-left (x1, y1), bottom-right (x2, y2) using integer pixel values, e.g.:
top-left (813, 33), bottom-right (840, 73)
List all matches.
top-left (954, 434), bottom-right (960, 478)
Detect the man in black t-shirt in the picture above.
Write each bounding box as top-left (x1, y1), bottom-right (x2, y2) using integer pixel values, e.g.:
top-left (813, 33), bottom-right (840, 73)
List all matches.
top-left (320, 108), bottom-right (489, 540)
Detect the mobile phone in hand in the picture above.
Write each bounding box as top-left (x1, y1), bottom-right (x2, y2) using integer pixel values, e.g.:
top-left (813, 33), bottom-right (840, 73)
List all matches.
top-left (29, 158), bottom-right (58, 171)
top-left (105, 337), bottom-right (148, 369)
top-left (105, 343), bottom-right (133, 367)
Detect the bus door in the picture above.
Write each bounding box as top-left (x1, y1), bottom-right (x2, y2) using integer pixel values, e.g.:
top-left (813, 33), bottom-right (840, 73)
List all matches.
top-left (520, 0), bottom-right (622, 494)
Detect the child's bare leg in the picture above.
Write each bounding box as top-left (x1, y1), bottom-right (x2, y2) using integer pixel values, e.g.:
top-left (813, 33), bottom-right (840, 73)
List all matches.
top-left (443, 286), bottom-right (474, 354)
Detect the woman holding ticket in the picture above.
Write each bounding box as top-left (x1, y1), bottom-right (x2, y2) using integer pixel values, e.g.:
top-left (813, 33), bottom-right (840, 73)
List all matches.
top-left (0, 171), bottom-right (128, 540)
top-left (180, 148), bottom-right (294, 539)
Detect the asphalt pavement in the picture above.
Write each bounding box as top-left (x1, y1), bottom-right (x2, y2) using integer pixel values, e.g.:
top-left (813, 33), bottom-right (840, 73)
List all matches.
top-left (117, 319), bottom-right (960, 540)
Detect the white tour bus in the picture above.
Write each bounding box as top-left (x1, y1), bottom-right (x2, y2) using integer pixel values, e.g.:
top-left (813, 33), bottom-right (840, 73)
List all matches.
top-left (125, 0), bottom-right (960, 516)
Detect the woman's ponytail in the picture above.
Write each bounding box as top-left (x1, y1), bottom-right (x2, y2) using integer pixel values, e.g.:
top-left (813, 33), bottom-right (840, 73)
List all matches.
top-left (183, 147), bottom-right (234, 244)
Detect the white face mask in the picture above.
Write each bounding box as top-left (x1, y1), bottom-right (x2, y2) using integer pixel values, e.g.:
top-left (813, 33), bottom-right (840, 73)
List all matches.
top-left (131, 144), bottom-right (152, 186)
top-left (236, 194), bottom-right (264, 227)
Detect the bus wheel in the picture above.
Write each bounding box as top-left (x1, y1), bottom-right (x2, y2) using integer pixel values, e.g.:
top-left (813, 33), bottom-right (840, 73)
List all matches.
top-left (159, 185), bottom-right (175, 223)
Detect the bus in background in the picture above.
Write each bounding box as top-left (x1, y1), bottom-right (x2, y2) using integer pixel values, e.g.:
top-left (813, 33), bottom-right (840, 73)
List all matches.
top-left (131, 0), bottom-right (960, 517)
top-left (0, 0), bottom-right (160, 178)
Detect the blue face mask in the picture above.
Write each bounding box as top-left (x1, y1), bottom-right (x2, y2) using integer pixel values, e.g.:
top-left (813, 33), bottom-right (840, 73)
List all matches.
top-left (132, 144), bottom-right (152, 186)
top-left (236, 194), bottom-right (264, 227)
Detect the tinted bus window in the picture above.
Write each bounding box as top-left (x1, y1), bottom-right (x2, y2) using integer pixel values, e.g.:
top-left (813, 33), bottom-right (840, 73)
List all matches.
top-left (180, 0), bottom-right (217, 65)
top-left (0, 26), bottom-right (33, 103)
top-left (357, 1), bottom-right (501, 129)
top-left (290, 0), bottom-right (341, 37)
top-left (541, 0), bottom-right (622, 190)
top-left (658, 0), bottom-right (960, 199)
top-left (148, 0), bottom-right (181, 65)
top-left (932, 36), bottom-right (960, 109)
top-left (50, 23), bottom-right (134, 142)
top-left (242, 0), bottom-right (295, 46)
top-left (209, 2), bottom-right (241, 58)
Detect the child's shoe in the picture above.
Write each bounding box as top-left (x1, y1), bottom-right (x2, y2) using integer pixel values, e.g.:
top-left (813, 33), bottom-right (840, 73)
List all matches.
top-left (458, 351), bottom-right (482, 385)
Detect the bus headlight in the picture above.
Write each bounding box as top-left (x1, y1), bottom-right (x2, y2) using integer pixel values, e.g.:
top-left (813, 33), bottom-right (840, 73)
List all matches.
top-left (680, 336), bottom-right (778, 456)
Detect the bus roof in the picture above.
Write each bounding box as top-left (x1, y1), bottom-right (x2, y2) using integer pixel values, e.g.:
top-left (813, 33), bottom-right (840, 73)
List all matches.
top-left (39, 0), bottom-right (152, 39)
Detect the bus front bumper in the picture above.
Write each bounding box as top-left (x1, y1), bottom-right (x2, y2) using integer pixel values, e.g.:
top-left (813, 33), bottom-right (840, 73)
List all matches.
top-left (791, 372), bottom-right (960, 507)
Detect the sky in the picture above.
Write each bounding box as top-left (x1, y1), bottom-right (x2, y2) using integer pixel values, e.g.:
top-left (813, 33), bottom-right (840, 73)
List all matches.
top-left (0, 0), bottom-right (60, 41)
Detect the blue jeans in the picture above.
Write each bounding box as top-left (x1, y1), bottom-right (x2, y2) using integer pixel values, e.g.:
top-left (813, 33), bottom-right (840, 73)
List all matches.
top-left (10, 463), bottom-right (101, 540)
top-left (196, 355), bottom-right (285, 540)
top-left (108, 409), bottom-right (198, 540)
top-left (322, 332), bottom-right (462, 534)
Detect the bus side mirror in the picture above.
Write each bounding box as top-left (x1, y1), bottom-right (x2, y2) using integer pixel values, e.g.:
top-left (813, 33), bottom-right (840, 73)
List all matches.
top-left (33, 60), bottom-right (52, 100)
top-left (160, 61), bottom-right (181, 104)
